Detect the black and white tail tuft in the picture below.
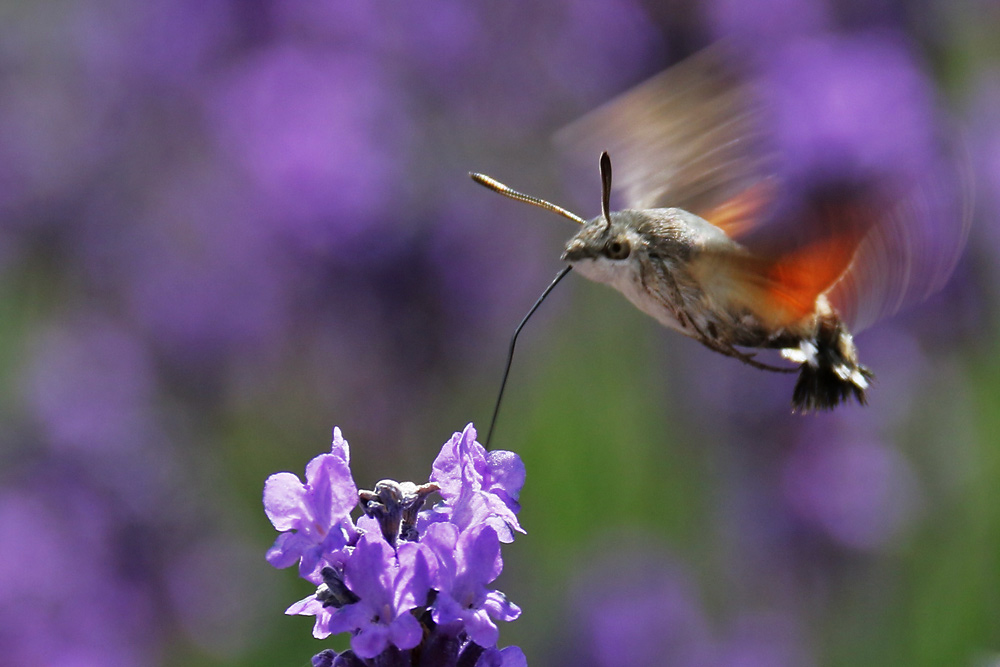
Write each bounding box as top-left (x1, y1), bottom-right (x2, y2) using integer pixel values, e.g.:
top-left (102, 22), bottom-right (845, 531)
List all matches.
top-left (783, 315), bottom-right (873, 412)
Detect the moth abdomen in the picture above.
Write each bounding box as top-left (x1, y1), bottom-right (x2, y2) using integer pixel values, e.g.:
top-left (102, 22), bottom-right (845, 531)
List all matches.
top-left (784, 315), bottom-right (872, 412)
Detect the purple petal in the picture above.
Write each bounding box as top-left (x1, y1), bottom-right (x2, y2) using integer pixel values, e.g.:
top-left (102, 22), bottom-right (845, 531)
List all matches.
top-left (332, 652), bottom-right (367, 667)
top-left (474, 647), bottom-right (504, 667)
top-left (460, 526), bottom-right (502, 584)
top-left (285, 594), bottom-right (322, 617)
top-left (455, 488), bottom-right (523, 541)
top-left (485, 450), bottom-right (525, 503)
top-left (355, 513), bottom-right (381, 536)
top-left (263, 472), bottom-right (307, 530)
top-left (344, 532), bottom-right (394, 603)
top-left (421, 521), bottom-right (460, 590)
top-left (430, 423), bottom-right (485, 500)
top-left (330, 427), bottom-right (351, 464)
top-left (388, 611), bottom-right (423, 651)
top-left (285, 595), bottom-right (336, 639)
top-left (305, 452), bottom-right (359, 523)
top-left (300, 526), bottom-right (354, 580)
top-left (312, 649), bottom-right (338, 667)
top-left (426, 425), bottom-right (525, 541)
top-left (266, 531), bottom-right (312, 569)
top-left (351, 622), bottom-right (390, 660)
top-left (422, 518), bottom-right (460, 553)
top-left (395, 541), bottom-right (435, 610)
top-left (430, 589), bottom-right (465, 628)
top-left (498, 646), bottom-right (527, 667)
top-left (481, 497), bottom-right (523, 543)
top-left (446, 486), bottom-right (490, 532)
top-left (318, 526), bottom-right (355, 566)
top-left (311, 618), bottom-right (333, 640)
top-left (463, 607), bottom-right (500, 648)
top-left (482, 590), bottom-right (521, 622)
top-left (429, 431), bottom-right (466, 500)
top-left (325, 603), bottom-right (371, 636)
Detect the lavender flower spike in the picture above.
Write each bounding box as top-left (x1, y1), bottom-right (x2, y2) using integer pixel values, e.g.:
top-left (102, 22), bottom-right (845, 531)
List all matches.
top-left (267, 424), bottom-right (525, 665)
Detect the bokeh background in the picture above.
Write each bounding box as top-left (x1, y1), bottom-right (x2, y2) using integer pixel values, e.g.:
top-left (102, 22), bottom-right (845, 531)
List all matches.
top-left (1, 0), bottom-right (998, 665)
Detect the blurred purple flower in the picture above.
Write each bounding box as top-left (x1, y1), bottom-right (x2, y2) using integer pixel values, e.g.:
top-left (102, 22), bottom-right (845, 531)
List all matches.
top-left (712, 612), bottom-right (813, 667)
top-left (27, 315), bottom-right (155, 456)
top-left (0, 0), bottom-right (655, 458)
top-left (430, 193), bottom-right (557, 343)
top-left (208, 44), bottom-right (411, 255)
top-left (781, 424), bottom-right (918, 551)
top-left (0, 481), bottom-right (158, 665)
top-left (761, 33), bottom-right (939, 182)
top-left (72, 0), bottom-right (233, 88)
top-left (23, 314), bottom-right (181, 515)
top-left (113, 165), bottom-right (293, 368)
top-left (566, 541), bottom-right (817, 666)
top-left (165, 533), bottom-right (278, 660)
top-left (488, 645), bottom-right (529, 667)
top-left (567, 543), bottom-right (714, 667)
top-left (968, 73), bottom-right (1000, 258)
top-left (270, 0), bottom-right (663, 126)
top-left (705, 0), bottom-right (830, 51)
top-left (0, 50), bottom-right (110, 229)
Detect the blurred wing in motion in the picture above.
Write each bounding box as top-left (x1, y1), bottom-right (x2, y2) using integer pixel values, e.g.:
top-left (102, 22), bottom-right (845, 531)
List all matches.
top-left (555, 46), bottom-right (775, 237)
top-left (691, 184), bottom-right (880, 330)
top-left (825, 151), bottom-right (973, 332)
top-left (557, 46), bottom-right (971, 334)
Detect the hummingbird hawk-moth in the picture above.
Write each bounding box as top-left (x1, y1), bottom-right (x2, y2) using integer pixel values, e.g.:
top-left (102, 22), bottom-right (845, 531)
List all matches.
top-left (473, 48), bottom-right (969, 423)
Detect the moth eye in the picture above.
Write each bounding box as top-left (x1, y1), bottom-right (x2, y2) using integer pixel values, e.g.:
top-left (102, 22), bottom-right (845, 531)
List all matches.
top-left (605, 238), bottom-right (631, 260)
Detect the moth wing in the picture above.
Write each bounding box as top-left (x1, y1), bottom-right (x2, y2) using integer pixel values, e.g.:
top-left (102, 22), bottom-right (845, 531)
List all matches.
top-left (691, 189), bottom-right (878, 331)
top-left (825, 153), bottom-right (972, 332)
top-left (555, 46), bottom-right (775, 239)
top-left (693, 171), bottom-right (970, 333)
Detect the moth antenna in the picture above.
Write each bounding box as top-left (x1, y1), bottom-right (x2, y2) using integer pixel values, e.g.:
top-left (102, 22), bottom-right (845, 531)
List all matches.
top-left (485, 265), bottom-right (574, 448)
top-left (470, 172), bottom-right (586, 225)
top-left (599, 151), bottom-right (613, 232)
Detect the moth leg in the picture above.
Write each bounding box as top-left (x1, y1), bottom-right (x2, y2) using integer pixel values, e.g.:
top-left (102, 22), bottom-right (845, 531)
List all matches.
top-left (642, 262), bottom-right (795, 374)
top-left (703, 337), bottom-right (797, 373)
top-left (678, 316), bottom-right (796, 373)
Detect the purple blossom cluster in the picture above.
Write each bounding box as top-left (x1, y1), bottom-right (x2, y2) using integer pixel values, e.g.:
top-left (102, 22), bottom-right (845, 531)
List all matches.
top-left (264, 424), bottom-right (527, 666)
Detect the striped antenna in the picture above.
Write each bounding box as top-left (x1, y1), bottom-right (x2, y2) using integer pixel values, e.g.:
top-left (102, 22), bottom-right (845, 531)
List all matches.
top-left (470, 172), bottom-right (586, 225)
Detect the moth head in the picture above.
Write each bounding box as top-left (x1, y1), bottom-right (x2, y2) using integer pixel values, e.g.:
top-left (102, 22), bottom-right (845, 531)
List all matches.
top-left (561, 211), bottom-right (636, 263)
